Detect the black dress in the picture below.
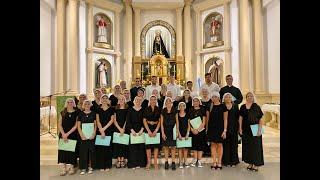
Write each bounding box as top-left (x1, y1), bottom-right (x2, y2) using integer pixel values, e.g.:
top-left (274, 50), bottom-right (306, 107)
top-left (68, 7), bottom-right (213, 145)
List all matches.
top-left (109, 95), bottom-right (119, 107)
top-left (161, 108), bottom-right (177, 147)
top-left (127, 101), bottom-right (134, 108)
top-left (201, 99), bottom-right (212, 112)
top-left (126, 107), bottom-right (147, 168)
top-left (91, 100), bottom-right (100, 113)
top-left (95, 107), bottom-right (115, 169)
top-left (179, 97), bottom-right (192, 113)
top-left (141, 99), bottom-right (149, 109)
top-left (143, 106), bottom-right (161, 149)
top-left (207, 104), bottom-right (227, 143)
top-left (113, 108), bottom-right (129, 158)
top-left (222, 104), bottom-right (240, 166)
top-left (77, 111), bottom-right (96, 170)
top-left (157, 99), bottom-right (164, 111)
top-left (239, 103), bottom-right (264, 166)
top-left (188, 107), bottom-right (207, 151)
top-left (58, 110), bottom-right (79, 165)
top-left (178, 113), bottom-right (189, 137)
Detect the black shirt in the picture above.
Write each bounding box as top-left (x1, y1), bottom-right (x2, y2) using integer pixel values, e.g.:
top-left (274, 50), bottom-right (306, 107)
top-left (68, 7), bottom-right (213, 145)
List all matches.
top-left (130, 86), bottom-right (141, 101)
top-left (219, 85), bottom-right (243, 105)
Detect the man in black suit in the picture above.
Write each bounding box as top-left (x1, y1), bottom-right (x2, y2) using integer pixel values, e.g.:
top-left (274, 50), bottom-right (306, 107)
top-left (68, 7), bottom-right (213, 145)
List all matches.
top-left (219, 75), bottom-right (243, 105)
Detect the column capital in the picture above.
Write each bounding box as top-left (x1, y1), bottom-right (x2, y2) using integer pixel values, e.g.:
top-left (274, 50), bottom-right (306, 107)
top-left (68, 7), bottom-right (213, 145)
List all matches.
top-left (184, 0), bottom-right (193, 6)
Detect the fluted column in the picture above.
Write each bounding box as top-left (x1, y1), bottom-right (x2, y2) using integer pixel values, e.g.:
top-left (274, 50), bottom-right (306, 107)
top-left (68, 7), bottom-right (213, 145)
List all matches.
top-left (223, 0), bottom-right (231, 86)
top-left (184, 0), bottom-right (193, 81)
top-left (176, 7), bottom-right (183, 57)
top-left (86, 2), bottom-right (94, 94)
top-left (124, 0), bottom-right (133, 84)
top-left (195, 10), bottom-right (202, 91)
top-left (68, 0), bottom-right (79, 94)
top-left (239, 0), bottom-right (250, 93)
top-left (55, 0), bottom-right (66, 94)
top-left (134, 8), bottom-right (141, 57)
top-left (115, 12), bottom-right (121, 83)
top-left (252, 0), bottom-right (265, 94)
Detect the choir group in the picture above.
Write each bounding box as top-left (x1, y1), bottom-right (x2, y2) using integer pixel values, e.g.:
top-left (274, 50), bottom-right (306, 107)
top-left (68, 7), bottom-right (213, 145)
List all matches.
top-left (57, 73), bottom-right (264, 176)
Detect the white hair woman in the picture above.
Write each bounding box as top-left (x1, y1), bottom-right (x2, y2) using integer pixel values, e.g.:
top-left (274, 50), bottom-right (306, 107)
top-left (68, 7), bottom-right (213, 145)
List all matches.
top-left (176, 102), bottom-right (191, 169)
top-left (161, 97), bottom-right (178, 170)
top-left (221, 93), bottom-right (240, 167)
top-left (109, 85), bottom-right (122, 107)
top-left (206, 91), bottom-right (228, 170)
top-left (95, 94), bottom-right (115, 171)
top-left (77, 100), bottom-right (97, 175)
top-left (239, 92), bottom-right (264, 172)
top-left (58, 98), bottom-right (79, 176)
top-left (113, 95), bottom-right (129, 168)
top-left (126, 96), bottom-right (146, 169)
top-left (189, 97), bottom-right (207, 168)
top-left (143, 95), bottom-right (161, 170)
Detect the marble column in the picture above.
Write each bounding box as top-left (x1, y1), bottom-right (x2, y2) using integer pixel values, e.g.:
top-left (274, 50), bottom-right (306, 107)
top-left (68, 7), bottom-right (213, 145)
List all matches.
top-left (134, 8), bottom-right (141, 57)
top-left (195, 10), bottom-right (202, 91)
top-left (252, 0), bottom-right (265, 94)
top-left (223, 1), bottom-right (232, 86)
top-left (86, 2), bottom-right (94, 94)
top-left (176, 7), bottom-right (183, 57)
top-left (239, 0), bottom-right (250, 93)
top-left (55, 0), bottom-right (66, 94)
top-left (68, 0), bottom-right (79, 94)
top-left (115, 12), bottom-right (121, 83)
top-left (124, 0), bottom-right (133, 85)
top-left (184, 0), bottom-right (193, 81)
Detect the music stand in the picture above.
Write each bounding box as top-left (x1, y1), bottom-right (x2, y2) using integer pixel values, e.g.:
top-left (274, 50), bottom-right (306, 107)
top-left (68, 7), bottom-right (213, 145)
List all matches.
top-left (40, 91), bottom-right (68, 138)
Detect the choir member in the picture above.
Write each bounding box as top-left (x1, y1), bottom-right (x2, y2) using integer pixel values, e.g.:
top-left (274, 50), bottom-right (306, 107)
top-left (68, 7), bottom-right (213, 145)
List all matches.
top-left (109, 85), bottom-right (122, 107)
top-left (179, 89), bottom-right (192, 113)
top-left (123, 89), bottom-right (134, 108)
top-left (91, 89), bottom-right (102, 112)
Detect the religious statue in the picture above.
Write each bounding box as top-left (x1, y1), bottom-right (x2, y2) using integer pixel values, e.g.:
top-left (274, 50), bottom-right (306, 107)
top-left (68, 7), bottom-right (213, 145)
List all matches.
top-left (152, 30), bottom-right (170, 58)
top-left (210, 16), bottom-right (221, 42)
top-left (96, 16), bottom-right (109, 43)
top-left (208, 58), bottom-right (223, 85)
top-left (96, 61), bottom-right (108, 88)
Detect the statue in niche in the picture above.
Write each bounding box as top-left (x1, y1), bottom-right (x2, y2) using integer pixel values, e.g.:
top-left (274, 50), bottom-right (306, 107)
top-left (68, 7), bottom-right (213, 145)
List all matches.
top-left (207, 57), bottom-right (223, 85)
top-left (96, 60), bottom-right (109, 88)
top-left (152, 30), bottom-right (170, 58)
top-left (210, 16), bottom-right (222, 42)
top-left (96, 16), bottom-right (110, 43)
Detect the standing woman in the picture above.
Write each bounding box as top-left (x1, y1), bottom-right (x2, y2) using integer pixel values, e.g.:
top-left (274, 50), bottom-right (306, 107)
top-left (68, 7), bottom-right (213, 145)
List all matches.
top-left (161, 97), bottom-right (178, 170)
top-left (222, 93), bottom-right (240, 167)
top-left (160, 84), bottom-right (167, 102)
top-left (201, 88), bottom-right (212, 112)
top-left (123, 89), bottom-right (134, 108)
top-left (137, 88), bottom-right (149, 109)
top-left (91, 89), bottom-right (102, 112)
top-left (179, 89), bottom-right (192, 113)
top-left (113, 95), bottom-right (129, 168)
top-left (176, 102), bottom-right (191, 169)
top-left (109, 85), bottom-right (122, 107)
top-left (77, 100), bottom-right (97, 175)
top-left (58, 98), bottom-right (79, 176)
top-left (143, 95), bottom-right (161, 170)
top-left (188, 97), bottom-right (207, 168)
top-left (77, 94), bottom-right (87, 110)
top-left (151, 89), bottom-right (163, 110)
top-left (95, 94), bottom-right (115, 171)
top-left (206, 92), bottom-right (228, 170)
top-left (239, 92), bottom-right (264, 172)
top-left (126, 96), bottom-right (147, 169)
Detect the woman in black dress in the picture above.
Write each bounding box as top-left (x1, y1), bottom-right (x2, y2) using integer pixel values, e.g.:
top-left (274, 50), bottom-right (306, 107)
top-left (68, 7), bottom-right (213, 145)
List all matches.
top-left (206, 92), bottom-right (228, 170)
top-left (109, 85), bottom-right (122, 107)
top-left (161, 97), bottom-right (178, 170)
top-left (126, 96), bottom-right (147, 169)
top-left (151, 89), bottom-right (163, 110)
top-left (58, 98), bottom-right (79, 176)
top-left (143, 95), bottom-right (161, 170)
top-left (165, 90), bottom-right (178, 108)
top-left (123, 89), bottom-right (134, 108)
top-left (76, 93), bottom-right (87, 110)
top-left (95, 94), bottom-right (115, 171)
top-left (160, 84), bottom-right (167, 102)
top-left (239, 92), bottom-right (264, 172)
top-left (179, 89), bottom-right (192, 113)
top-left (77, 100), bottom-right (97, 175)
top-left (200, 88), bottom-right (212, 157)
top-left (91, 89), bottom-right (102, 112)
top-left (188, 97), bottom-right (207, 168)
top-left (113, 95), bottom-right (129, 168)
top-left (100, 87), bottom-right (107, 95)
top-left (176, 102), bottom-right (191, 169)
top-left (222, 93), bottom-right (240, 167)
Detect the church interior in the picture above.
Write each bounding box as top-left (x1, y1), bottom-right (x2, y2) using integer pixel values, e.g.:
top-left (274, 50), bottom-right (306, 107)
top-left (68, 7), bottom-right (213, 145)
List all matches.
top-left (40, 0), bottom-right (280, 179)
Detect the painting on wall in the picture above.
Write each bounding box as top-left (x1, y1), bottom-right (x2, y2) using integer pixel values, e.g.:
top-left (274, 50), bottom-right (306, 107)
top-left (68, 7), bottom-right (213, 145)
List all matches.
top-left (203, 12), bottom-right (224, 48)
top-left (94, 13), bottom-right (113, 49)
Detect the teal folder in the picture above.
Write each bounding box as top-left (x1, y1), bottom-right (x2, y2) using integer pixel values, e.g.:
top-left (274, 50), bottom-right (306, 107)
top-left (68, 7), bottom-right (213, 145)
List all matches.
top-left (176, 137), bottom-right (192, 148)
top-left (112, 132), bottom-right (130, 145)
top-left (250, 124), bottom-right (264, 136)
top-left (82, 123), bottom-right (94, 139)
top-left (95, 135), bottom-right (111, 146)
top-left (144, 133), bottom-right (160, 145)
top-left (190, 116), bottom-right (203, 130)
top-left (130, 133), bottom-right (145, 144)
top-left (58, 139), bottom-right (77, 152)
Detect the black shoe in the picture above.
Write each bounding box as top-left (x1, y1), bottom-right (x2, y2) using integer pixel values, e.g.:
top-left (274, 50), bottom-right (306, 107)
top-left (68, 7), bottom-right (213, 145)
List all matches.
top-left (165, 162), bottom-right (169, 170)
top-left (247, 165), bottom-right (253, 171)
top-left (172, 162), bottom-right (176, 170)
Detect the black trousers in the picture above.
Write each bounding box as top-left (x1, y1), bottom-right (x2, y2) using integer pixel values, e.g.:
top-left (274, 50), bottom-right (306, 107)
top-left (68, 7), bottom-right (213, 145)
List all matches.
top-left (79, 140), bottom-right (96, 170)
